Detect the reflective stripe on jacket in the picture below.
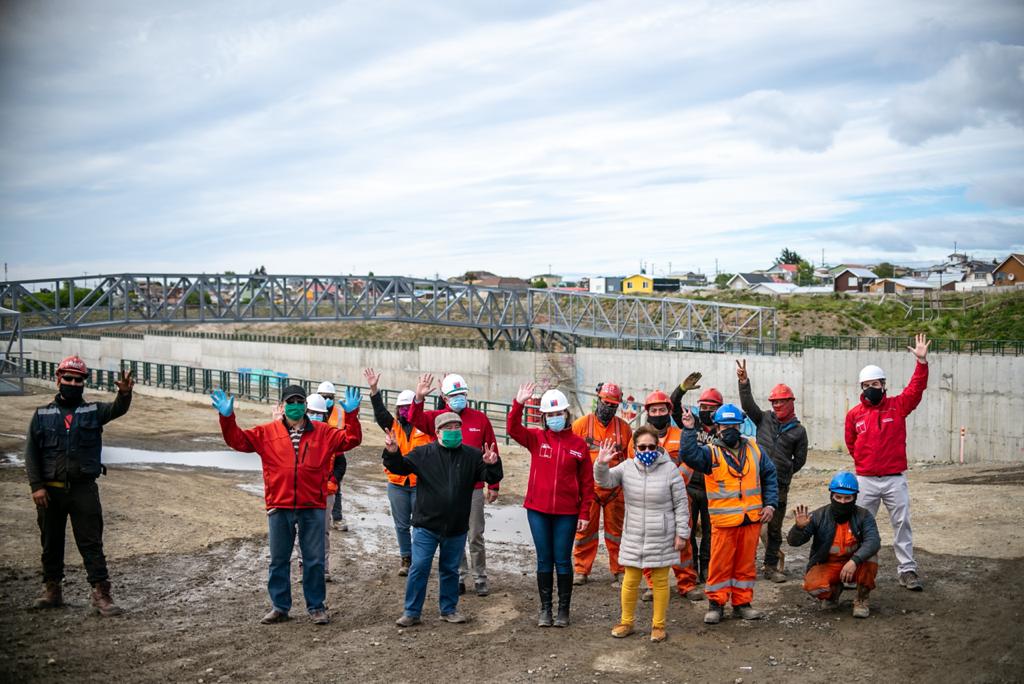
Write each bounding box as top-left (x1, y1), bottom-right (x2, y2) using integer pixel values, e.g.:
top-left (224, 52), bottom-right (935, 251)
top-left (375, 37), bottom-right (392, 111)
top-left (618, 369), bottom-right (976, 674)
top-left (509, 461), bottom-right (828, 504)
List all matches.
top-left (705, 438), bottom-right (764, 528)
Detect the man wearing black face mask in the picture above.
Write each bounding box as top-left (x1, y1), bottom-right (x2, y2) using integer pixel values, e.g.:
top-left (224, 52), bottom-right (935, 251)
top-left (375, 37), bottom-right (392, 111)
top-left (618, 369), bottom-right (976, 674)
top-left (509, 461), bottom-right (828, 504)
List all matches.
top-left (787, 472), bottom-right (880, 618)
top-left (24, 356), bottom-right (134, 616)
top-left (844, 333), bottom-right (930, 592)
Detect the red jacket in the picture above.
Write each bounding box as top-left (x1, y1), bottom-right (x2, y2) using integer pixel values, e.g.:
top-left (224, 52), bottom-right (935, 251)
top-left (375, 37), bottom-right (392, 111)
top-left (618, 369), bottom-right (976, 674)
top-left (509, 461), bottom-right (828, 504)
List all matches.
top-left (219, 411), bottom-right (362, 509)
top-left (845, 361), bottom-right (928, 476)
top-left (507, 400), bottom-right (595, 516)
top-left (408, 398), bottom-right (499, 490)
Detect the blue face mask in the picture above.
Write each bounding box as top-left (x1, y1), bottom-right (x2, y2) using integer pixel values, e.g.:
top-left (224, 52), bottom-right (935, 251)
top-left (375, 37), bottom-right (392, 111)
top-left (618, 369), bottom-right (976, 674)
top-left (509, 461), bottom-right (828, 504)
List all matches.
top-left (447, 394), bottom-right (468, 412)
top-left (635, 447), bottom-right (659, 467)
top-left (308, 413), bottom-right (324, 422)
top-left (545, 415), bottom-right (566, 432)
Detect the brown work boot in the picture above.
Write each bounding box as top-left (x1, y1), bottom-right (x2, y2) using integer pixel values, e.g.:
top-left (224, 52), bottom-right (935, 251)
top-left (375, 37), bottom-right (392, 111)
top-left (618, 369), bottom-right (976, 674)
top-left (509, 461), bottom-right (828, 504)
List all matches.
top-left (853, 584), bottom-right (871, 618)
top-left (398, 556), bottom-right (411, 577)
top-left (90, 581), bottom-right (123, 617)
top-left (33, 581), bottom-right (63, 609)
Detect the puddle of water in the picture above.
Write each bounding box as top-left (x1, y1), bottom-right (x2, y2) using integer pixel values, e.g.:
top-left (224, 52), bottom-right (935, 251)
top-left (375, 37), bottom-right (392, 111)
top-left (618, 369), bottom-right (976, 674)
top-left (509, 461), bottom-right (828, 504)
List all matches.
top-left (101, 446), bottom-right (262, 471)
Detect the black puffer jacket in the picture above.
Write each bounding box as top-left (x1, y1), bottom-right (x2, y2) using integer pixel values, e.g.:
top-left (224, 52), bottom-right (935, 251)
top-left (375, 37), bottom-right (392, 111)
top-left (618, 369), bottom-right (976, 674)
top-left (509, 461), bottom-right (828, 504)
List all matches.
top-left (738, 381), bottom-right (807, 488)
top-left (786, 504), bottom-right (880, 570)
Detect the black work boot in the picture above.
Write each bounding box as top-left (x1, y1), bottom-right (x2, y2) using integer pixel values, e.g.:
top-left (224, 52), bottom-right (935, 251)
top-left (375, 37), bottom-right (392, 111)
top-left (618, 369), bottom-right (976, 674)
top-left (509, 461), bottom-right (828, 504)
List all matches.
top-left (536, 572), bottom-right (554, 627)
top-left (90, 581), bottom-right (123, 617)
top-left (554, 573), bottom-right (573, 627)
top-left (33, 581), bottom-right (63, 609)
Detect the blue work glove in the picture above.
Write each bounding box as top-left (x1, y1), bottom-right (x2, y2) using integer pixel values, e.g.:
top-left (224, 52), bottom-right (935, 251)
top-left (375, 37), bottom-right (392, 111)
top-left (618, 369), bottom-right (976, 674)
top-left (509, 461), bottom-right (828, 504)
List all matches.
top-left (339, 386), bottom-right (361, 413)
top-left (211, 389), bottom-right (235, 417)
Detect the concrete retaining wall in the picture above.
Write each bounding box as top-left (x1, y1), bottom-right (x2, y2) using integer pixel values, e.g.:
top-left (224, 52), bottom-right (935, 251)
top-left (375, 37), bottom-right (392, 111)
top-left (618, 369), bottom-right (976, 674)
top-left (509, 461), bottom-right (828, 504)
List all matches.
top-left (20, 335), bottom-right (1024, 464)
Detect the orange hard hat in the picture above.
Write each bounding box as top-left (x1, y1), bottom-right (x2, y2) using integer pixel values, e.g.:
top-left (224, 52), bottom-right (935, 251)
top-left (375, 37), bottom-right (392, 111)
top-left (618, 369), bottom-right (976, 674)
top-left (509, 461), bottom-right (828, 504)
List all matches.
top-left (57, 355), bottom-right (89, 378)
top-left (697, 388), bottom-right (724, 406)
top-left (598, 383), bottom-right (623, 404)
top-left (768, 384), bottom-right (795, 401)
top-left (643, 390), bottom-right (672, 410)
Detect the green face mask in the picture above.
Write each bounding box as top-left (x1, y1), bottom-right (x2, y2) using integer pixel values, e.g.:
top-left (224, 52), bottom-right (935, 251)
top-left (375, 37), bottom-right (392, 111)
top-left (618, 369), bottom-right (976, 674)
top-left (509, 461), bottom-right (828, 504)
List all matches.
top-left (439, 429), bottom-right (463, 449)
top-left (284, 403), bottom-right (307, 421)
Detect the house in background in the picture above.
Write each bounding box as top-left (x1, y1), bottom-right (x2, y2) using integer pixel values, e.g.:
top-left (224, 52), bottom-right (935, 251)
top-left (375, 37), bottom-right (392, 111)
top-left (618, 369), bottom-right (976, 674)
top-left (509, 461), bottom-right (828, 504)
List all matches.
top-left (652, 277), bottom-right (681, 293)
top-left (622, 274), bottom-right (653, 294)
top-left (665, 271), bottom-right (709, 287)
top-left (867, 278), bottom-right (936, 295)
top-left (749, 282), bottom-right (799, 296)
top-left (993, 254), bottom-right (1024, 287)
top-left (589, 276), bottom-right (624, 294)
top-left (765, 262), bottom-right (798, 282)
top-left (530, 273), bottom-right (562, 287)
top-left (832, 267), bottom-right (878, 292)
top-left (726, 272), bottom-right (774, 290)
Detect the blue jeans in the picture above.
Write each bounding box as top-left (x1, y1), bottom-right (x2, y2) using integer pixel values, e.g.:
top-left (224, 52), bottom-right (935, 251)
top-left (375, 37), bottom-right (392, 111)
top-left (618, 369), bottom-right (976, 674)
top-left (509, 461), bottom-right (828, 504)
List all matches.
top-left (527, 509), bottom-right (578, 575)
top-left (404, 527), bottom-right (467, 618)
top-left (387, 483), bottom-right (417, 558)
top-left (268, 508), bottom-right (326, 614)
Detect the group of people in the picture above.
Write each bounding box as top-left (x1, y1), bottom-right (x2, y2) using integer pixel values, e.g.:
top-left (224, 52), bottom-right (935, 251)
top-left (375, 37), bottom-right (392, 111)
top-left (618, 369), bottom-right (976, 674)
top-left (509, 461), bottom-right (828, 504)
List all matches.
top-left (24, 332), bottom-right (931, 640)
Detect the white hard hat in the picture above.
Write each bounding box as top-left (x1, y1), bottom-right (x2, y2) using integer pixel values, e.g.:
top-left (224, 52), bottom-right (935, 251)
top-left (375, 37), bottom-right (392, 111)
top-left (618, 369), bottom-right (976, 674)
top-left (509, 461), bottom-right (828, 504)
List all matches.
top-left (441, 374), bottom-right (469, 396)
top-left (396, 389), bottom-right (416, 406)
top-left (306, 393), bottom-right (328, 413)
top-left (316, 381), bottom-right (336, 395)
top-left (858, 365), bottom-right (886, 384)
top-left (539, 389), bottom-right (569, 414)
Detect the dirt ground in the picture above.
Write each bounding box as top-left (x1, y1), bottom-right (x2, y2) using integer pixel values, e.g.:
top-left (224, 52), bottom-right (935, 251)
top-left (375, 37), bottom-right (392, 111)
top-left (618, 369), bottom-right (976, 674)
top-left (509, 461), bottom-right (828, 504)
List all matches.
top-left (1, 386), bottom-right (1022, 683)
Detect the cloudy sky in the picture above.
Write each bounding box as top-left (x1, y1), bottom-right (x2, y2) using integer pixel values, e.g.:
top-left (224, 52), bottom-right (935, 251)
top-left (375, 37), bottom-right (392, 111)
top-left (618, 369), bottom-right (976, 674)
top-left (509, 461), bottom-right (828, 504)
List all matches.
top-left (1, 0), bottom-right (1022, 281)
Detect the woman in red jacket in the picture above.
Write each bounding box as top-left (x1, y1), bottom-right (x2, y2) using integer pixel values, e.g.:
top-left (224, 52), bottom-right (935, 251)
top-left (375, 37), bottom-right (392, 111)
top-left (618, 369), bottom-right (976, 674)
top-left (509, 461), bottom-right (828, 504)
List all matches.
top-left (508, 383), bottom-right (594, 629)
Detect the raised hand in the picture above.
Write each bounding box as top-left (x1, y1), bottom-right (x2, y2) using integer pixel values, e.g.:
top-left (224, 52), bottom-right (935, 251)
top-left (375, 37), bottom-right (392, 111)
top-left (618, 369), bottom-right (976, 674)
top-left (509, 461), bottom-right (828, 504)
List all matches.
top-left (363, 368), bottom-right (381, 394)
top-left (516, 382), bottom-right (536, 405)
top-left (383, 428), bottom-right (399, 453)
top-left (760, 505), bottom-right (775, 524)
top-left (482, 442), bottom-right (499, 464)
top-left (114, 370), bottom-right (135, 394)
top-left (415, 373), bottom-right (435, 401)
top-left (272, 402), bottom-right (284, 421)
top-left (681, 371), bottom-right (702, 392)
top-left (340, 386), bottom-right (361, 412)
top-left (793, 504), bottom-right (811, 529)
top-left (211, 389), bottom-right (234, 417)
top-left (908, 332), bottom-right (931, 361)
top-left (680, 406), bottom-right (696, 429)
top-left (736, 359), bottom-right (748, 383)
top-left (596, 438), bottom-right (617, 465)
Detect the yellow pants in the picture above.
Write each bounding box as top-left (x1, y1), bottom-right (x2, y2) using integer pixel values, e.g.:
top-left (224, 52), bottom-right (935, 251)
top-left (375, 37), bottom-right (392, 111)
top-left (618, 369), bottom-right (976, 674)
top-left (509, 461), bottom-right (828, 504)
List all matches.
top-left (620, 566), bottom-right (670, 629)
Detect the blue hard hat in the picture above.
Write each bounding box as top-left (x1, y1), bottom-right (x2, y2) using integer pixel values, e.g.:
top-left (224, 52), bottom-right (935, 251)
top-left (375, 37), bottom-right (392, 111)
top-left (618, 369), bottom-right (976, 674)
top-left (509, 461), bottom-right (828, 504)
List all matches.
top-left (713, 403), bottom-right (745, 425)
top-left (829, 471), bottom-right (860, 495)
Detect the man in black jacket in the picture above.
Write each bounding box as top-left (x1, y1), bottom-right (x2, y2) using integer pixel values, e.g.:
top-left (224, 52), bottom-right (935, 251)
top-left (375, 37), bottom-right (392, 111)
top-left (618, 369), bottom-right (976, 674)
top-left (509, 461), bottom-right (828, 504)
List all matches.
top-left (787, 472), bottom-right (880, 618)
top-left (24, 356), bottom-right (134, 616)
top-left (383, 412), bottom-right (502, 627)
top-left (736, 359), bottom-right (808, 583)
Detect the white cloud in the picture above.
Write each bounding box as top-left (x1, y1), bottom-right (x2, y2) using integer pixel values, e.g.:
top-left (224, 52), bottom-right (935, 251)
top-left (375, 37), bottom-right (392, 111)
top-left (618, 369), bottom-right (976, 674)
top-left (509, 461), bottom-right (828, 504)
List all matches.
top-left (731, 90), bottom-right (847, 152)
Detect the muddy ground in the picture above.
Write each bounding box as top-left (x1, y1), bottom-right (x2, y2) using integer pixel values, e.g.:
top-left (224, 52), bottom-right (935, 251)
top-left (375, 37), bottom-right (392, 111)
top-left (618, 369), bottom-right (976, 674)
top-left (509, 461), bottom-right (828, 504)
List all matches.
top-left (1, 386), bottom-right (1022, 683)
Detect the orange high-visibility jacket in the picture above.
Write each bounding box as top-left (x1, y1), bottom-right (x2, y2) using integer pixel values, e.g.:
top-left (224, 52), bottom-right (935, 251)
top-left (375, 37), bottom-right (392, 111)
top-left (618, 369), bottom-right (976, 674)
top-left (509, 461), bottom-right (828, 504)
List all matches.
top-left (705, 439), bottom-right (766, 528)
top-left (386, 424), bottom-right (432, 487)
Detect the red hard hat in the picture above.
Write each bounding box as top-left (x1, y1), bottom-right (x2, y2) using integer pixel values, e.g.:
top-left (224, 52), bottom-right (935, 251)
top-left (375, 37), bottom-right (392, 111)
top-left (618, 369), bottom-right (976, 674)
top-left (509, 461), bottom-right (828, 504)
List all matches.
top-left (643, 390), bottom-right (672, 410)
top-left (57, 355), bottom-right (89, 377)
top-left (768, 384), bottom-right (795, 401)
top-left (598, 383), bottom-right (623, 405)
top-left (697, 388), bottom-right (723, 406)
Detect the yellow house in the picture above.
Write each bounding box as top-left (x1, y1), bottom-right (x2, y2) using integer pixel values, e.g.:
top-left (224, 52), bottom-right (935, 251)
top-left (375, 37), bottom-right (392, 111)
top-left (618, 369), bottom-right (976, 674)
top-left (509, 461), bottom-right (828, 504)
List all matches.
top-left (622, 274), bottom-right (653, 294)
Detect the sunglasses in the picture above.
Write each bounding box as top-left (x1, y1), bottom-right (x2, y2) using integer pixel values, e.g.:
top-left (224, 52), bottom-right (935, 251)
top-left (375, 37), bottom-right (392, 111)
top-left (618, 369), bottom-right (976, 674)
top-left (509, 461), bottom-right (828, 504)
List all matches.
top-left (635, 444), bottom-right (659, 452)
top-left (284, 397), bottom-right (306, 405)
top-left (60, 376), bottom-right (86, 385)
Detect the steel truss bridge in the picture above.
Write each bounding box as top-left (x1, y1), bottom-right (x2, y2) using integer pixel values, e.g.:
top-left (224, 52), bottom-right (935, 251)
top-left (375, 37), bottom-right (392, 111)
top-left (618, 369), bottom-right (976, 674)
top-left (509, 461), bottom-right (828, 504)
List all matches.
top-left (0, 274), bottom-right (776, 351)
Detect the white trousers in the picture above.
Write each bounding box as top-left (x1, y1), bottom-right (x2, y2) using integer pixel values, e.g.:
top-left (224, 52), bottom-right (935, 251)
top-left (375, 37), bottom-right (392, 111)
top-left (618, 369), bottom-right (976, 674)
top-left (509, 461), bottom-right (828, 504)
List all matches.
top-left (856, 474), bottom-right (916, 574)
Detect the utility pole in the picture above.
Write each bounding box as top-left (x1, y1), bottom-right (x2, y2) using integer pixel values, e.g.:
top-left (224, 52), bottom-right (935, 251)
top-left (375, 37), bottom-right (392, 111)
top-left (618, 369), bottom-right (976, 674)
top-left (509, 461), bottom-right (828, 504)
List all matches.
top-left (715, 259), bottom-right (719, 276)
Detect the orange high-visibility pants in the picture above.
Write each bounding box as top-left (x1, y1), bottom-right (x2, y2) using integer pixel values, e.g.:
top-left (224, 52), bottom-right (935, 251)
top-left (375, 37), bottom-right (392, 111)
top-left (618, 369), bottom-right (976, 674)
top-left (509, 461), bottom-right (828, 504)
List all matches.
top-left (643, 538), bottom-right (697, 594)
top-left (705, 523), bottom-right (760, 606)
top-left (573, 491), bottom-right (624, 576)
top-left (803, 560), bottom-right (878, 601)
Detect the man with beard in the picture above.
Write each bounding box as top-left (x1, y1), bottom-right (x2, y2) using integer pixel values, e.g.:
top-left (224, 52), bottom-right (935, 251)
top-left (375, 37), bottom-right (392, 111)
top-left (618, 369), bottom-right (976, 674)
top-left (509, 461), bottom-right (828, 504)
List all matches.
top-left (787, 472), bottom-right (880, 618)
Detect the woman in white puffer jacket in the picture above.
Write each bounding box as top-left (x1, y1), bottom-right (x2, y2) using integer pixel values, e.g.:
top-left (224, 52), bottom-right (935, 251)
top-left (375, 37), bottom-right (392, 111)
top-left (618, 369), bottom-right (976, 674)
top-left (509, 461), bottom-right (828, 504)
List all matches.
top-left (594, 424), bottom-right (689, 643)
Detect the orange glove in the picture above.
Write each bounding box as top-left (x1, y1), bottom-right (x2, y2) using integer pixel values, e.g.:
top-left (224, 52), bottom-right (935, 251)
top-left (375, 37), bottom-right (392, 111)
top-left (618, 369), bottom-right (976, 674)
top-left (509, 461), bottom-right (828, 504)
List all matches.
top-left (327, 479), bottom-right (339, 495)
